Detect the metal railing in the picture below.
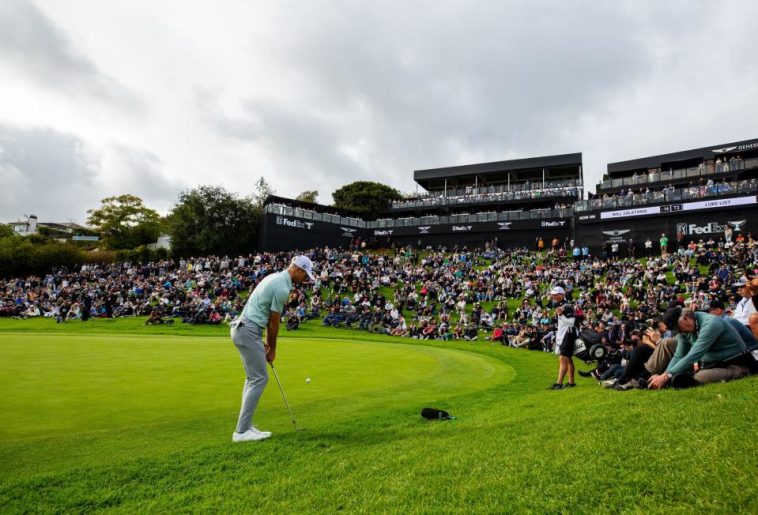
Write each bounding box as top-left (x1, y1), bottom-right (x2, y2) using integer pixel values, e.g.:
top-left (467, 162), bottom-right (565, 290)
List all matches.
top-left (265, 203), bottom-right (573, 229)
top-left (597, 157), bottom-right (757, 191)
top-left (264, 204), bottom-right (368, 228)
top-left (392, 180), bottom-right (582, 210)
top-left (575, 179), bottom-right (758, 212)
top-left (369, 207), bottom-right (572, 228)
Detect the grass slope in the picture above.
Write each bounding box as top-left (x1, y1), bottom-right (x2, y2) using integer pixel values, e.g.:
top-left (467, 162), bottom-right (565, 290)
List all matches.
top-left (0, 318), bottom-right (757, 513)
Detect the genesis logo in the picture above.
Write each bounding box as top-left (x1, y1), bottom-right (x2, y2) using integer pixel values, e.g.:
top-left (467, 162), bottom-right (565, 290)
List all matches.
top-left (340, 227), bottom-right (357, 237)
top-left (418, 226), bottom-right (431, 234)
top-left (601, 229), bottom-right (631, 237)
top-left (497, 222), bottom-right (512, 230)
top-left (728, 220), bottom-right (746, 231)
top-left (713, 142), bottom-right (758, 153)
top-left (276, 216), bottom-right (313, 230)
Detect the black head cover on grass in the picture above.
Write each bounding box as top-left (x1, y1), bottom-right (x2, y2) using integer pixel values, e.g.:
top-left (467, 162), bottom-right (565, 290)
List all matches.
top-left (421, 407), bottom-right (454, 420)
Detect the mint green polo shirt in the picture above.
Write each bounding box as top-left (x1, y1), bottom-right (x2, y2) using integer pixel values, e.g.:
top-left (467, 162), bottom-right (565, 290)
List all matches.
top-left (241, 270), bottom-right (293, 328)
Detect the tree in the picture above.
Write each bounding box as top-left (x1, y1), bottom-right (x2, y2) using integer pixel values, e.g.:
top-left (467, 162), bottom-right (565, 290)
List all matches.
top-left (167, 185), bottom-right (259, 257)
top-left (295, 190), bottom-right (319, 204)
top-left (251, 177), bottom-right (275, 209)
top-left (332, 181), bottom-right (402, 215)
top-left (86, 194), bottom-right (162, 250)
top-left (0, 224), bottom-right (15, 239)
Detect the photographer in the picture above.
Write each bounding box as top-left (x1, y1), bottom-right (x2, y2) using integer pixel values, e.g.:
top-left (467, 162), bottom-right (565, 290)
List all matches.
top-left (612, 328), bottom-right (656, 390)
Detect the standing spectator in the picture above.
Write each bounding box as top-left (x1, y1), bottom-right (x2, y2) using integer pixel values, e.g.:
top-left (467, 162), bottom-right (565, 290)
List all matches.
top-left (549, 286), bottom-right (577, 390)
top-left (659, 233), bottom-right (668, 255)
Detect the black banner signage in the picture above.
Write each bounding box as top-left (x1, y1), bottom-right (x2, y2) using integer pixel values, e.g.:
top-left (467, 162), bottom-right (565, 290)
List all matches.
top-left (577, 194), bottom-right (758, 224)
top-left (371, 219), bottom-right (570, 237)
top-left (260, 213), bottom-right (359, 251)
top-left (575, 206), bottom-right (758, 254)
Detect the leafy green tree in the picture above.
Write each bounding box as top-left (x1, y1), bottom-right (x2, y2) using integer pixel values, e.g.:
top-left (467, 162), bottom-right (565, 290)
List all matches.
top-left (167, 185), bottom-right (259, 257)
top-left (251, 177), bottom-right (275, 209)
top-left (0, 224), bottom-right (15, 238)
top-left (86, 194), bottom-right (162, 250)
top-left (332, 181), bottom-right (401, 215)
top-left (295, 190), bottom-right (319, 204)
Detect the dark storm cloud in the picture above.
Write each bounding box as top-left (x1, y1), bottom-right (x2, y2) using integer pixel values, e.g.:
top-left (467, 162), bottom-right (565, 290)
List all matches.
top-left (0, 0), bottom-right (143, 111)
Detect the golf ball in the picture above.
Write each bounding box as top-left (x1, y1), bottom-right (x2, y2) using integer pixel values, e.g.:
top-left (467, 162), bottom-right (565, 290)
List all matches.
top-left (306, 377), bottom-right (311, 383)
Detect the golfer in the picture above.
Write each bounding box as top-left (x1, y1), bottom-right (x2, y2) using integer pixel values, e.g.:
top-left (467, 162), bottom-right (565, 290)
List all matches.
top-left (231, 255), bottom-right (315, 442)
top-left (549, 286), bottom-right (577, 390)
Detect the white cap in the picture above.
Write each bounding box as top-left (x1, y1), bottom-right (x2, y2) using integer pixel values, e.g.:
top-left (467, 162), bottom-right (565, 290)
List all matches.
top-left (291, 255), bottom-right (316, 281)
top-left (549, 286), bottom-right (566, 296)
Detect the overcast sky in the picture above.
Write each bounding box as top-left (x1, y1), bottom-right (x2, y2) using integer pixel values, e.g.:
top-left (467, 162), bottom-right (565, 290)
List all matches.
top-left (1, 0), bottom-right (757, 223)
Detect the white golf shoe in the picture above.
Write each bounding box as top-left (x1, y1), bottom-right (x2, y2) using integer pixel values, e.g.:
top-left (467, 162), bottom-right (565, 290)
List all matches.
top-left (251, 426), bottom-right (272, 437)
top-left (232, 428), bottom-right (271, 442)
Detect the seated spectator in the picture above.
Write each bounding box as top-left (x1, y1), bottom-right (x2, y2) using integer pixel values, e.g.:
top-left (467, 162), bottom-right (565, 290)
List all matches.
top-left (452, 322), bottom-right (464, 340)
top-left (145, 308), bottom-right (174, 325)
top-left (463, 322), bottom-right (478, 341)
top-left (647, 307), bottom-right (757, 389)
top-left (490, 324), bottom-right (506, 345)
top-left (322, 306), bottom-right (344, 327)
top-left (391, 316), bottom-right (408, 337)
top-left (286, 314), bottom-right (300, 331)
top-left (700, 305), bottom-right (752, 353)
top-left (421, 320), bottom-right (437, 340)
top-left (511, 327), bottom-right (531, 348)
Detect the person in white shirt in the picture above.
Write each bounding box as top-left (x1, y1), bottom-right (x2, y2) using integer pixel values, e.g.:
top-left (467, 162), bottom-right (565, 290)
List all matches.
top-left (731, 280), bottom-right (757, 326)
top-left (548, 286), bottom-right (577, 390)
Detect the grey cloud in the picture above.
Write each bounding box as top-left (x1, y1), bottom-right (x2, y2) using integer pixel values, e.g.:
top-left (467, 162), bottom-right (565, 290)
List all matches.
top-left (0, 124), bottom-right (100, 222)
top-left (196, 90), bottom-right (363, 198)
top-left (110, 145), bottom-right (186, 213)
top-left (198, 3), bottom-right (701, 196)
top-left (0, 125), bottom-right (179, 222)
top-left (194, 88), bottom-right (263, 142)
top-left (0, 0), bottom-right (144, 111)
top-left (198, 1), bottom-right (757, 199)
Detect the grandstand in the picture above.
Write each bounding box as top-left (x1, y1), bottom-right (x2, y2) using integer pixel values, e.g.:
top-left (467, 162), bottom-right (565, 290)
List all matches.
top-left (575, 137), bottom-right (758, 254)
top-left (260, 153), bottom-right (584, 251)
top-left (260, 138), bottom-right (758, 253)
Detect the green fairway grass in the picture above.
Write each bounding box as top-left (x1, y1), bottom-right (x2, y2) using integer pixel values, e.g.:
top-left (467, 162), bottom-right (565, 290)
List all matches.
top-left (1, 318), bottom-right (757, 513)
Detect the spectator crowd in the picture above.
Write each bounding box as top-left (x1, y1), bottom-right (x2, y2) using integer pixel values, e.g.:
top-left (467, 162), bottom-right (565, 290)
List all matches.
top-left (2, 234), bottom-right (758, 389)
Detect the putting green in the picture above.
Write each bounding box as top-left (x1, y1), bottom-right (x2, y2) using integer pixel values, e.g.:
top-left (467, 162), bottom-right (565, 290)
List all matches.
top-left (0, 333), bottom-right (513, 476)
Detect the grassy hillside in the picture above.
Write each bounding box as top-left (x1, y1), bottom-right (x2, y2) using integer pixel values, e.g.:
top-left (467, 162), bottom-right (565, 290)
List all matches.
top-left (1, 318), bottom-right (756, 513)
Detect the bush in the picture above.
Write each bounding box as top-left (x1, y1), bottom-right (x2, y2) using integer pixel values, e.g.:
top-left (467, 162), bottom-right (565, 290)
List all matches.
top-left (0, 237), bottom-right (115, 277)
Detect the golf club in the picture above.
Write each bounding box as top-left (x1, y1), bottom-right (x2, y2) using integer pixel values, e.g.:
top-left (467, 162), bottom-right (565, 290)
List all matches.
top-left (269, 363), bottom-right (306, 432)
